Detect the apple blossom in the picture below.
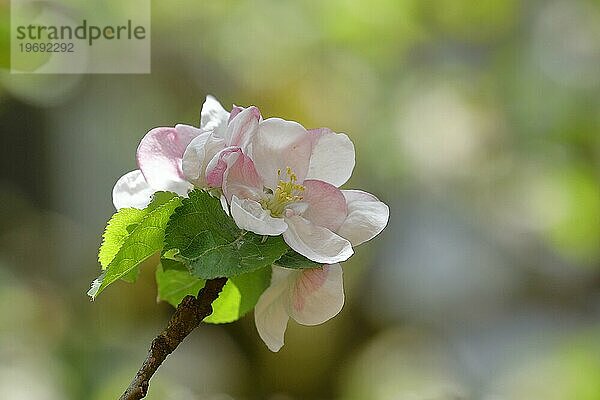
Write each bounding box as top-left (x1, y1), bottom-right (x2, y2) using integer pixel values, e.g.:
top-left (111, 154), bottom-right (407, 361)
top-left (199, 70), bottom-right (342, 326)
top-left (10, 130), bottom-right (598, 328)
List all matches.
top-left (202, 117), bottom-right (388, 265)
top-left (94, 96), bottom-right (389, 399)
top-left (112, 95), bottom-right (248, 210)
top-left (187, 114), bottom-right (389, 351)
top-left (254, 264), bottom-right (344, 352)
top-left (253, 188), bottom-right (389, 351)
top-left (111, 95), bottom-right (389, 353)
top-left (182, 97), bottom-right (261, 188)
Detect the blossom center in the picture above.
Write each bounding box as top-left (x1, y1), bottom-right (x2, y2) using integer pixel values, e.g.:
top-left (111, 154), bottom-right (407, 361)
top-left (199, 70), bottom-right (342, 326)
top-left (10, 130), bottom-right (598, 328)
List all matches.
top-left (261, 167), bottom-right (304, 217)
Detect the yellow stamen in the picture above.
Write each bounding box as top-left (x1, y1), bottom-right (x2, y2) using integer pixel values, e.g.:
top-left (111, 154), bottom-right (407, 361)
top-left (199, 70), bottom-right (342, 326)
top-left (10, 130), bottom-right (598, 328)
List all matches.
top-left (261, 167), bottom-right (304, 216)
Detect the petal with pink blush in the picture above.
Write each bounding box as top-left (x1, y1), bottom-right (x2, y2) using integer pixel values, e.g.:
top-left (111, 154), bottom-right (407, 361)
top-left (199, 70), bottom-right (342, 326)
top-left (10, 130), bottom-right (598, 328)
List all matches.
top-left (254, 265), bottom-right (345, 352)
top-left (200, 95), bottom-right (229, 137)
top-left (112, 170), bottom-right (154, 210)
top-left (286, 264), bottom-right (344, 326)
top-left (252, 118), bottom-right (313, 189)
top-left (254, 267), bottom-right (293, 352)
top-left (226, 106), bottom-right (261, 148)
top-left (228, 105), bottom-right (244, 122)
top-left (230, 196), bottom-right (288, 236)
top-left (136, 126), bottom-right (195, 195)
top-left (283, 215), bottom-right (353, 264)
top-left (301, 179), bottom-right (348, 232)
top-left (222, 149), bottom-right (263, 201)
top-left (175, 123), bottom-right (203, 141)
top-left (337, 190), bottom-right (390, 246)
top-left (306, 128), bottom-right (355, 187)
top-left (182, 132), bottom-right (225, 187)
top-left (205, 147), bottom-right (241, 187)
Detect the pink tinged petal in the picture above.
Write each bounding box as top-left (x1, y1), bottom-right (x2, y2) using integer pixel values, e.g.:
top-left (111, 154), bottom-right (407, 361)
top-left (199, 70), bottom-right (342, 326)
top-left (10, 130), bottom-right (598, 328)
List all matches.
top-left (283, 215), bottom-right (354, 264)
top-left (301, 179), bottom-right (348, 232)
top-left (230, 196), bottom-right (288, 236)
top-left (205, 147), bottom-right (241, 187)
top-left (228, 105), bottom-right (244, 122)
top-left (226, 106), bottom-right (261, 148)
top-left (306, 128), bottom-right (355, 187)
top-left (254, 267), bottom-right (294, 352)
top-left (286, 264), bottom-right (344, 326)
top-left (222, 150), bottom-right (264, 201)
top-left (252, 118), bottom-right (313, 189)
top-left (112, 170), bottom-right (154, 210)
top-left (175, 123), bottom-right (203, 140)
top-left (200, 95), bottom-right (229, 137)
top-left (337, 190), bottom-right (390, 246)
top-left (136, 126), bottom-right (195, 195)
top-left (182, 132), bottom-right (226, 187)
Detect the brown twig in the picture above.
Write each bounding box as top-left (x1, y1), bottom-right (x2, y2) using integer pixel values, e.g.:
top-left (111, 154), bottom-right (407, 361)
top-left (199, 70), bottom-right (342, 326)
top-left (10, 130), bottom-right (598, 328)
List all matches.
top-left (119, 278), bottom-right (228, 400)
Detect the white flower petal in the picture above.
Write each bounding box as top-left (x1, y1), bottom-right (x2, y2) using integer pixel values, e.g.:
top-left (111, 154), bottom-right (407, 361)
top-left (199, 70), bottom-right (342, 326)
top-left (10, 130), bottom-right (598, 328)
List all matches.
top-left (221, 149), bottom-right (263, 201)
top-left (175, 123), bottom-right (203, 140)
top-left (283, 215), bottom-right (353, 264)
top-left (306, 128), bottom-right (355, 187)
top-left (301, 179), bottom-right (348, 232)
top-left (182, 133), bottom-right (226, 187)
top-left (337, 190), bottom-right (389, 246)
top-left (136, 126), bottom-right (195, 195)
top-left (200, 95), bottom-right (229, 137)
top-left (205, 147), bottom-right (240, 187)
top-left (112, 170), bottom-right (154, 210)
top-left (251, 118), bottom-right (313, 189)
top-left (285, 202), bottom-right (309, 215)
top-left (182, 131), bottom-right (209, 183)
top-left (255, 265), bottom-right (345, 352)
top-left (231, 196), bottom-right (288, 236)
top-left (285, 264), bottom-right (344, 326)
top-left (220, 195), bottom-right (230, 216)
top-left (226, 106), bottom-right (261, 148)
top-left (254, 267), bottom-right (293, 352)
top-left (228, 105), bottom-right (244, 122)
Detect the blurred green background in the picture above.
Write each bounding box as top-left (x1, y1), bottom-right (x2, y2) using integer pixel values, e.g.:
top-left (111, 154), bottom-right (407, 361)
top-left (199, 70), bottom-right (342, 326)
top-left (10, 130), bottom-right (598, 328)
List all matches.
top-left (1, 0), bottom-right (600, 399)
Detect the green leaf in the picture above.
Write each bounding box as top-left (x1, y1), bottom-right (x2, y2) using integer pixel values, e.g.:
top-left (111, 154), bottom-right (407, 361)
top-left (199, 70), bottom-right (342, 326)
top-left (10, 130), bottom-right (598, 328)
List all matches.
top-left (155, 263), bottom-right (271, 324)
top-left (98, 208), bottom-right (146, 268)
top-left (120, 267), bottom-right (141, 283)
top-left (275, 250), bottom-right (321, 269)
top-left (164, 189), bottom-right (289, 279)
top-left (88, 192), bottom-right (182, 299)
top-left (155, 262), bottom-right (204, 307)
top-left (98, 207), bottom-right (147, 284)
top-left (206, 267), bottom-right (271, 324)
top-left (161, 258), bottom-right (189, 272)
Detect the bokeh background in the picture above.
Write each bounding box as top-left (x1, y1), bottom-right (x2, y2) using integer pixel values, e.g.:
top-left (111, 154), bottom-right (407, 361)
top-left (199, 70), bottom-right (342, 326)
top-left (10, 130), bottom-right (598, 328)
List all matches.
top-left (1, 0), bottom-right (600, 399)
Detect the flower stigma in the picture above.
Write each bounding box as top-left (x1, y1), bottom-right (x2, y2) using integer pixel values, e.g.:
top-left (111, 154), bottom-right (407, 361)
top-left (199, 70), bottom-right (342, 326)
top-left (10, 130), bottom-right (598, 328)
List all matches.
top-left (261, 167), bottom-right (304, 217)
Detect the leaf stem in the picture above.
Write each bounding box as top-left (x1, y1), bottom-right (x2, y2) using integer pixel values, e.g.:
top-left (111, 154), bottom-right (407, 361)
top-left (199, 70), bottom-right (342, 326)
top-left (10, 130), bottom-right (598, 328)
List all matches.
top-left (119, 277), bottom-right (228, 400)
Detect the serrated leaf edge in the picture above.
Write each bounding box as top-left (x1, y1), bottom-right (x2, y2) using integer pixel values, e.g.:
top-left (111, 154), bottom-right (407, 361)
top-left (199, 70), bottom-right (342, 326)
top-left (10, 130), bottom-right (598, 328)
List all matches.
top-left (98, 207), bottom-right (146, 268)
top-left (89, 195), bottom-right (182, 299)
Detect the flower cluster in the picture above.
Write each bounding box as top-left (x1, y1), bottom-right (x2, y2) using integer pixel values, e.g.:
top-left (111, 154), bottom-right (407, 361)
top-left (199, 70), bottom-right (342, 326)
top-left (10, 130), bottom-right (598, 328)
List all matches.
top-left (113, 96), bottom-right (389, 351)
